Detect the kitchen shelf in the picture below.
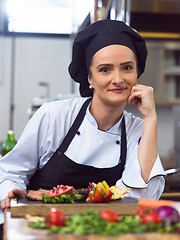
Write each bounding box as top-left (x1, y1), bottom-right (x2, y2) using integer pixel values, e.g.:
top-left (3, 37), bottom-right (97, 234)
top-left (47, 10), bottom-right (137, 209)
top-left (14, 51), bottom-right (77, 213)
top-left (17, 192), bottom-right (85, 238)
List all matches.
top-left (140, 40), bottom-right (180, 105)
top-left (140, 32), bottom-right (180, 40)
top-left (163, 67), bottom-right (180, 76)
top-left (155, 98), bottom-right (180, 106)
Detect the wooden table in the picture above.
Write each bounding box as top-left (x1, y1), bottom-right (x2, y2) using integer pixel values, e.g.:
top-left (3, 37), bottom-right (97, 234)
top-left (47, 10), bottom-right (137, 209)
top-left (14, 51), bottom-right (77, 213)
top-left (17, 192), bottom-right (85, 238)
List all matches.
top-left (3, 197), bottom-right (180, 240)
top-left (4, 210), bottom-right (180, 240)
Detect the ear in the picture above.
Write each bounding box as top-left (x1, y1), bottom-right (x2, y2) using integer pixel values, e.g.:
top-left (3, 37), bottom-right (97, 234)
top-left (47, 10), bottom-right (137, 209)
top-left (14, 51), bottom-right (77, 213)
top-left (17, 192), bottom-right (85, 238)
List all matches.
top-left (88, 74), bottom-right (93, 86)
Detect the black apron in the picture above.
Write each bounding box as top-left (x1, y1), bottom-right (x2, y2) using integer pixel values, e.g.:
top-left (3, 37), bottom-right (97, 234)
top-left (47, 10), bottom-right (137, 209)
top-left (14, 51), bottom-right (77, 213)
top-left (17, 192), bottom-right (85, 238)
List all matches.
top-left (28, 98), bottom-right (127, 190)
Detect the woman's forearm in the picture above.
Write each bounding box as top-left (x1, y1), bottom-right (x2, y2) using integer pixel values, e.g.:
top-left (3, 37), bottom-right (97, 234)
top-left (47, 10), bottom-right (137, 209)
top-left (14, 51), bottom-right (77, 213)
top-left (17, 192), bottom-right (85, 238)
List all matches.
top-left (138, 114), bottom-right (158, 183)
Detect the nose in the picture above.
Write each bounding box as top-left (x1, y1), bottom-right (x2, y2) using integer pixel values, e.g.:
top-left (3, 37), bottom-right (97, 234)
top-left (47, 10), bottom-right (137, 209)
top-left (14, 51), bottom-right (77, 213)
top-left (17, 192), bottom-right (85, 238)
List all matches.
top-left (112, 69), bottom-right (124, 85)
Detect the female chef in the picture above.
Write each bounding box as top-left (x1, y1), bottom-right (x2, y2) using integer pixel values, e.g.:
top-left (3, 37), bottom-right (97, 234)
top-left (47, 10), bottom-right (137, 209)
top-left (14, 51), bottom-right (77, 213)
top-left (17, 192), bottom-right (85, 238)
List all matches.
top-left (0, 20), bottom-right (166, 231)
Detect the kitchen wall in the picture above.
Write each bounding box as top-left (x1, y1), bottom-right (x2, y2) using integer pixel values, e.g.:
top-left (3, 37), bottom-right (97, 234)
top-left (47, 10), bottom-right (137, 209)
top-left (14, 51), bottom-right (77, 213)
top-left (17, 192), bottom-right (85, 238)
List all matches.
top-left (0, 35), bottom-right (74, 141)
top-left (0, 35), bottom-right (177, 168)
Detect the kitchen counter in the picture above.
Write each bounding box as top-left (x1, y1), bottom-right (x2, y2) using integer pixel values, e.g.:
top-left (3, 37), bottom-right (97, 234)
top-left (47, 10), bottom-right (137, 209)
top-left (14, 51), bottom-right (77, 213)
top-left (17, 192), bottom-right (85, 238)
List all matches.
top-left (161, 192), bottom-right (180, 201)
top-left (3, 196), bottom-right (180, 240)
top-left (4, 210), bottom-right (180, 240)
top-left (164, 171), bottom-right (180, 193)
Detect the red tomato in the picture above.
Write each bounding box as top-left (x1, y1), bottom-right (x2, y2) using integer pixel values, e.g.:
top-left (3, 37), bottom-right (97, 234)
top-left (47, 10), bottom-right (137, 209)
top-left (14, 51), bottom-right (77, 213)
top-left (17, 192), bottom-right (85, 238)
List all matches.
top-left (103, 189), bottom-right (112, 202)
top-left (89, 188), bottom-right (112, 203)
top-left (48, 208), bottom-right (66, 227)
top-left (89, 188), bottom-right (104, 203)
top-left (136, 207), bottom-right (151, 219)
top-left (142, 212), bottom-right (162, 225)
top-left (100, 209), bottom-right (119, 223)
top-left (88, 192), bottom-right (95, 202)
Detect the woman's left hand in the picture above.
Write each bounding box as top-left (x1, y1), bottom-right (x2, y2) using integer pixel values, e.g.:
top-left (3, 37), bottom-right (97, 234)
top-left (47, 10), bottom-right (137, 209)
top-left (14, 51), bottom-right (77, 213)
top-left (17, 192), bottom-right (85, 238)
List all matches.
top-left (127, 84), bottom-right (156, 118)
top-left (128, 84), bottom-right (158, 183)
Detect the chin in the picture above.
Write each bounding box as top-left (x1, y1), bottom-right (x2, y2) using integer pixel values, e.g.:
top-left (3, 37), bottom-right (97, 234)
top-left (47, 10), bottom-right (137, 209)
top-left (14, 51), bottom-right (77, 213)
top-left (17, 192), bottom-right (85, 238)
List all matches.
top-left (109, 94), bottom-right (128, 103)
top-left (105, 97), bottom-right (127, 106)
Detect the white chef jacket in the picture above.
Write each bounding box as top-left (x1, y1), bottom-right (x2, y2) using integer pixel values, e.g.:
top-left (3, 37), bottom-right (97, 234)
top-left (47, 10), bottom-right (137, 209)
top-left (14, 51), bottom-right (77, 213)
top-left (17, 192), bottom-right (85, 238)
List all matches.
top-left (0, 97), bottom-right (166, 224)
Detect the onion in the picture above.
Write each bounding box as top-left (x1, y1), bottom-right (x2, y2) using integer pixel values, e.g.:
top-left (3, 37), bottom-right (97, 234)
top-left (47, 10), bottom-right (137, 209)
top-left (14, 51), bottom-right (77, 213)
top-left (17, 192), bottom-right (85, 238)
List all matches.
top-left (153, 206), bottom-right (180, 226)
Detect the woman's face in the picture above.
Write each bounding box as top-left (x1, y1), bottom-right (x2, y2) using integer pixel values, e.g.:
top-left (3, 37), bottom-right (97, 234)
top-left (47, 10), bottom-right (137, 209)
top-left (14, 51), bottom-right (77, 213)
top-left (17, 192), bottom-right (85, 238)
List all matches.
top-left (88, 45), bottom-right (138, 106)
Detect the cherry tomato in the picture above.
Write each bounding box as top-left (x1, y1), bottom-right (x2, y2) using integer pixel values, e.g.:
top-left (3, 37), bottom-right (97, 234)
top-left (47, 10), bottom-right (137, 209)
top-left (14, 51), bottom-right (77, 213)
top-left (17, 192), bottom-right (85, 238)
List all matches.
top-left (142, 212), bottom-right (162, 225)
top-left (89, 188), bottom-right (104, 203)
top-left (103, 189), bottom-right (112, 202)
top-left (48, 208), bottom-right (66, 227)
top-left (136, 207), bottom-right (151, 219)
top-left (100, 209), bottom-right (119, 223)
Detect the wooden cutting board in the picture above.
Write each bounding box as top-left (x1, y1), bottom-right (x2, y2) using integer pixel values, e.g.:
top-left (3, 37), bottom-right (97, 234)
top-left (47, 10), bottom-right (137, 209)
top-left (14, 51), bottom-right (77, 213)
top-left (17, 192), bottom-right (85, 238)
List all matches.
top-left (10, 197), bottom-right (139, 217)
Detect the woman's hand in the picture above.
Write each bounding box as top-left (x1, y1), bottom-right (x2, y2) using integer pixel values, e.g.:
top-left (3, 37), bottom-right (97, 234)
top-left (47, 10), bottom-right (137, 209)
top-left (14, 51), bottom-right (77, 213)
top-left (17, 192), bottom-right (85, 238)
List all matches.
top-left (1, 189), bottom-right (26, 210)
top-left (128, 84), bottom-right (158, 183)
top-left (128, 84), bottom-right (156, 119)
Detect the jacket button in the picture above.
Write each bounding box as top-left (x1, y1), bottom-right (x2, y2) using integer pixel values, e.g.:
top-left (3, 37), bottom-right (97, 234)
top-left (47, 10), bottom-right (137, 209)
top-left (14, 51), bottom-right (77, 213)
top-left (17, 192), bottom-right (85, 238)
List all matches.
top-left (76, 131), bottom-right (80, 135)
top-left (116, 140), bottom-right (120, 144)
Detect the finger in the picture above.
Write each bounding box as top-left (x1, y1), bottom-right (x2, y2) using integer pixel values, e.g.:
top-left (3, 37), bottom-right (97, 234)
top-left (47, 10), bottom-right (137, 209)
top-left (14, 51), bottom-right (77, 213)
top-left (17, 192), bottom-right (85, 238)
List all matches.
top-left (8, 189), bottom-right (22, 199)
top-left (128, 91), bottom-right (142, 104)
top-left (8, 190), bottom-right (15, 199)
top-left (1, 197), bottom-right (11, 210)
top-left (130, 85), bottom-right (148, 97)
top-left (12, 189), bottom-right (26, 198)
top-left (132, 97), bottom-right (141, 105)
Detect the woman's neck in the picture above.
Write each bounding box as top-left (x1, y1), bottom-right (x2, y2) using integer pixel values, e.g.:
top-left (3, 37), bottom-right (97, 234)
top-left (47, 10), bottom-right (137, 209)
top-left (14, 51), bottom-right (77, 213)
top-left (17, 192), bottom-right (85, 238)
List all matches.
top-left (89, 97), bottom-right (126, 131)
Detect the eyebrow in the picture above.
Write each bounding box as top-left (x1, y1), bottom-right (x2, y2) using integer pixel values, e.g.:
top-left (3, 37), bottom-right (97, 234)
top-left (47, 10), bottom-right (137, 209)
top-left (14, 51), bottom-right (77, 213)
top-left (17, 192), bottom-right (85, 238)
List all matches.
top-left (97, 61), bottom-right (135, 69)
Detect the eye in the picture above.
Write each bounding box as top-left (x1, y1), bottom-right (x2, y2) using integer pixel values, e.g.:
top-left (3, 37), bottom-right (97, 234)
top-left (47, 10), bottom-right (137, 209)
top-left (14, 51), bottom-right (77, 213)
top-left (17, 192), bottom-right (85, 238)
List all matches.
top-left (99, 67), bottom-right (110, 73)
top-left (123, 65), bottom-right (133, 71)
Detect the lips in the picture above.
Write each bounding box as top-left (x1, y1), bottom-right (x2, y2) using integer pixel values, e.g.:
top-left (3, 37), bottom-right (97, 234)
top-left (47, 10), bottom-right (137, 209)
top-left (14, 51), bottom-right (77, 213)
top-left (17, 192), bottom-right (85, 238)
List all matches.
top-left (109, 87), bottom-right (127, 93)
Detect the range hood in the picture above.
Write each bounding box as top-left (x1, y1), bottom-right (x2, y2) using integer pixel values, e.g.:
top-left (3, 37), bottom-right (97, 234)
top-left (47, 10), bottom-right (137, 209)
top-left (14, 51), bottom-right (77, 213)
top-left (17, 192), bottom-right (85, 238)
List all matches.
top-left (80, 0), bottom-right (180, 38)
top-left (130, 0), bottom-right (180, 35)
top-left (131, 0), bottom-right (180, 14)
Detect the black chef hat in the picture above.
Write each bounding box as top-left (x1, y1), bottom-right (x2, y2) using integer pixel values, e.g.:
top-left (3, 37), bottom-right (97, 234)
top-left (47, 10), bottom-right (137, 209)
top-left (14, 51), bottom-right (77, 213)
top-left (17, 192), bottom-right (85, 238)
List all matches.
top-left (68, 19), bottom-right (148, 97)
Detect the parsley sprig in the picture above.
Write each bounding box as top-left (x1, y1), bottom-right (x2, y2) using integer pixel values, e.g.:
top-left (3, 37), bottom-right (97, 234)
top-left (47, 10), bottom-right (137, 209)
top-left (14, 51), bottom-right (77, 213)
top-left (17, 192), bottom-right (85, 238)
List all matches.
top-left (42, 193), bottom-right (84, 204)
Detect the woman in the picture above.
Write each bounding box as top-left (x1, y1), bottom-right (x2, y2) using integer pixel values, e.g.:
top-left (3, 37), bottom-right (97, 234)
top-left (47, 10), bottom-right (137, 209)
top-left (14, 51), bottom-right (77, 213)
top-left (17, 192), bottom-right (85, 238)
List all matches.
top-left (0, 20), bottom-right (166, 227)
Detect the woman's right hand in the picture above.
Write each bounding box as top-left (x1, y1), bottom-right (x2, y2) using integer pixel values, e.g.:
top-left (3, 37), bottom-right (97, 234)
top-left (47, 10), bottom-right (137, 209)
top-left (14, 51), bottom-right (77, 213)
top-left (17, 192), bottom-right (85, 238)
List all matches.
top-left (1, 189), bottom-right (26, 210)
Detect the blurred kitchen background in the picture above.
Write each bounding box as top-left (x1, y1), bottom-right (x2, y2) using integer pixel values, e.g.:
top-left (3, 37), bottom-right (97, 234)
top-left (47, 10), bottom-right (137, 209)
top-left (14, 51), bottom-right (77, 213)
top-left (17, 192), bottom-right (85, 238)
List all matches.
top-left (0, 0), bottom-right (180, 175)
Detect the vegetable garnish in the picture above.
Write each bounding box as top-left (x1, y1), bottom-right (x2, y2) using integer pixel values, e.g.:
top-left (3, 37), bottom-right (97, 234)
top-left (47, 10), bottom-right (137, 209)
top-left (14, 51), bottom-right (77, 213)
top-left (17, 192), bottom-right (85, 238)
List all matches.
top-left (141, 212), bottom-right (162, 225)
top-left (29, 207), bottom-right (180, 236)
top-left (136, 206), bottom-right (151, 219)
top-left (87, 181), bottom-right (130, 202)
top-left (29, 220), bottom-right (46, 229)
top-left (88, 181), bottom-right (112, 203)
top-left (153, 206), bottom-right (180, 227)
top-left (48, 208), bottom-right (66, 227)
top-left (42, 193), bottom-right (84, 204)
top-left (100, 209), bottom-right (119, 223)
top-left (138, 198), bottom-right (176, 209)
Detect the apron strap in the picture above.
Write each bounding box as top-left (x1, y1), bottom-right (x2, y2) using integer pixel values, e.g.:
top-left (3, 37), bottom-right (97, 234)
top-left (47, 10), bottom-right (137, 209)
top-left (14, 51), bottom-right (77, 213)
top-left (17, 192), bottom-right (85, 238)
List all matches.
top-left (59, 97), bottom-right (126, 169)
top-left (119, 116), bottom-right (127, 169)
top-left (59, 98), bottom-right (92, 153)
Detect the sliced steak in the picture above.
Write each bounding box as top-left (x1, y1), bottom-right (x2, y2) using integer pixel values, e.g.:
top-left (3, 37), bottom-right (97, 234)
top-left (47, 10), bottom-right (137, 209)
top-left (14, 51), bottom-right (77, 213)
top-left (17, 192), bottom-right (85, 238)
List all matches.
top-left (26, 189), bottom-right (50, 201)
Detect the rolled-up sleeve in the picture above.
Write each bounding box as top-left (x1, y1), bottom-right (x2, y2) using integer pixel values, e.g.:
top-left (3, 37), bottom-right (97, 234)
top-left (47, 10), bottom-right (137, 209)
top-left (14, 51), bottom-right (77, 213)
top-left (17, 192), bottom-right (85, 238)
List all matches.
top-left (116, 112), bottom-right (166, 199)
top-left (122, 153), bottom-right (166, 189)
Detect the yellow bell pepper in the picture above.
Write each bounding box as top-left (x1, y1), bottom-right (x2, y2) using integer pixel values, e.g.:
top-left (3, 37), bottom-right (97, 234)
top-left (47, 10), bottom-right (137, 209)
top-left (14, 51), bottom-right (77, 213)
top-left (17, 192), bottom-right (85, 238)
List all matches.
top-left (96, 180), bottom-right (109, 193)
